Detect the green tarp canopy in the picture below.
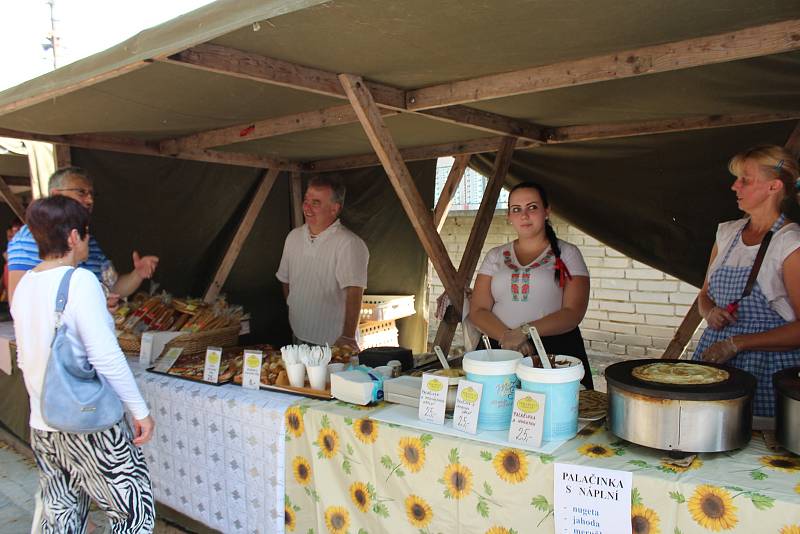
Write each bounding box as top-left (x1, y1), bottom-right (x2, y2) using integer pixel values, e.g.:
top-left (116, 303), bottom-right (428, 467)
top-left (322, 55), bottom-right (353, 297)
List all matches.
top-left (0, 0), bottom-right (798, 350)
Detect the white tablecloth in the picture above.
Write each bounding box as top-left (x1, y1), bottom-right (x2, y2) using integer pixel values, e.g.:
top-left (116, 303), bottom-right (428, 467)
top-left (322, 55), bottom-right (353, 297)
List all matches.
top-left (135, 368), bottom-right (296, 533)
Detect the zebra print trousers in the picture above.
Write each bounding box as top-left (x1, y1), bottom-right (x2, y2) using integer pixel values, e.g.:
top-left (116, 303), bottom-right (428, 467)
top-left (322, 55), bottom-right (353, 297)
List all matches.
top-left (30, 419), bottom-right (155, 533)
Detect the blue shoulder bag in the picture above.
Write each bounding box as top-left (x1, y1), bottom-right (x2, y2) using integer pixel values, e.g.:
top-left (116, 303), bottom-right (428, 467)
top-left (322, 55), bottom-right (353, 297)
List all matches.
top-left (41, 268), bottom-right (124, 433)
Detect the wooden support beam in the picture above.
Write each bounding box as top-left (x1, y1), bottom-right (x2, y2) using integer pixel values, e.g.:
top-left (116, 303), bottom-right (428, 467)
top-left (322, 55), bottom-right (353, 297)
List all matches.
top-left (406, 19), bottom-right (800, 110)
top-left (786, 121), bottom-right (800, 159)
top-left (289, 172), bottom-right (304, 228)
top-left (0, 128), bottom-right (301, 171)
top-left (339, 73), bottom-right (463, 315)
top-left (662, 115), bottom-right (800, 359)
top-left (161, 105), bottom-right (400, 153)
top-left (546, 112), bottom-right (800, 144)
top-left (662, 299), bottom-right (702, 359)
top-left (204, 168), bottom-right (281, 302)
top-left (163, 44), bottom-right (544, 143)
top-left (433, 155), bottom-right (470, 232)
top-left (53, 144), bottom-right (71, 168)
top-left (0, 176), bottom-right (26, 222)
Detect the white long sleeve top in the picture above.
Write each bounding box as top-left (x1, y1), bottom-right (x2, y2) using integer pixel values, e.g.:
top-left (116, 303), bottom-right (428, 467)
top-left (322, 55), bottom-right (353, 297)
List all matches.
top-left (11, 266), bottom-right (148, 431)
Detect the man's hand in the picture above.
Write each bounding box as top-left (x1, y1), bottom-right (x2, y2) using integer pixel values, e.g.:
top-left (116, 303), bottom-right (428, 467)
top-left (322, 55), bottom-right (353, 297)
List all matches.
top-left (132, 251), bottom-right (159, 279)
top-left (700, 337), bottom-right (739, 364)
top-left (132, 415), bottom-right (155, 446)
top-left (705, 306), bottom-right (737, 330)
top-left (106, 293), bottom-right (121, 314)
top-left (334, 336), bottom-right (360, 352)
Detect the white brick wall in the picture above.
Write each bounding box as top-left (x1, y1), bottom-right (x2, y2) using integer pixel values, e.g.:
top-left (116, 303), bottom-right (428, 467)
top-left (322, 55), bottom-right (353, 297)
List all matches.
top-left (427, 211), bottom-right (706, 358)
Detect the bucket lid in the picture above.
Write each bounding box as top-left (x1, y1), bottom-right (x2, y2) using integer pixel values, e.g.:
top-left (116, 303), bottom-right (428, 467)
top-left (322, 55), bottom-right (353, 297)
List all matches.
top-left (463, 349), bottom-right (522, 376)
top-left (516, 355), bottom-right (585, 384)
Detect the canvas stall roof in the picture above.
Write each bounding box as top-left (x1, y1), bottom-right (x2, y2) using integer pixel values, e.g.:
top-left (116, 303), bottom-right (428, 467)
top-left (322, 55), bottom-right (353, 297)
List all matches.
top-left (0, 0), bottom-right (798, 285)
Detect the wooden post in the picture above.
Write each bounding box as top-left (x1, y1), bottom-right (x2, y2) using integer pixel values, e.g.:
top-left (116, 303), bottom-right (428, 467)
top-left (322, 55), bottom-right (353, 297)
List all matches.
top-left (0, 176), bottom-right (26, 222)
top-left (339, 73), bottom-right (463, 315)
top-left (433, 155), bottom-right (469, 232)
top-left (289, 172), bottom-right (304, 228)
top-left (204, 168), bottom-right (280, 302)
top-left (663, 118), bottom-right (800, 359)
top-left (433, 138), bottom-right (516, 353)
top-left (54, 144), bottom-right (71, 168)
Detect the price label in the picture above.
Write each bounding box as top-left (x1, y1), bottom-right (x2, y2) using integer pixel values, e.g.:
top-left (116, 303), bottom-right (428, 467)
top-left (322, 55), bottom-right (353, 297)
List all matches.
top-left (418, 373), bottom-right (447, 425)
top-left (203, 346), bottom-right (223, 383)
top-left (139, 332), bottom-right (154, 367)
top-left (241, 349), bottom-right (263, 390)
top-left (452, 380), bottom-right (483, 434)
top-left (508, 390), bottom-right (546, 448)
top-left (153, 347), bottom-right (184, 373)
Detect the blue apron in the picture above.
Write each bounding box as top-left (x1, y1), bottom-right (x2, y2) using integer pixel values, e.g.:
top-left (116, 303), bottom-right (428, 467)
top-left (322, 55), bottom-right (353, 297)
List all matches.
top-left (693, 215), bottom-right (800, 417)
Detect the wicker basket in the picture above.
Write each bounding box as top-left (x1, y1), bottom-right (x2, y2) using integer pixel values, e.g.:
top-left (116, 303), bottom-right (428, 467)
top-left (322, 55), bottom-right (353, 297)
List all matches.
top-left (163, 325), bottom-right (240, 355)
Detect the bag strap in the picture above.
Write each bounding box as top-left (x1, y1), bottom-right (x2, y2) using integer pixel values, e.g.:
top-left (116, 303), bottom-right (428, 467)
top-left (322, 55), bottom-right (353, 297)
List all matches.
top-left (54, 268), bottom-right (76, 326)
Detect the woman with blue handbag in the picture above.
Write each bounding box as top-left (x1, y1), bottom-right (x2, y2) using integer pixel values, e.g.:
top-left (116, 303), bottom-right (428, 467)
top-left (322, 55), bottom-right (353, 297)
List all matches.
top-left (11, 196), bottom-right (155, 533)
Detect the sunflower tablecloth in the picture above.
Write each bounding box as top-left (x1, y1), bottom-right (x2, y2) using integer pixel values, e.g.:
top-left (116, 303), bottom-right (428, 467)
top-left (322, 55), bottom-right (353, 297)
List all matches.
top-left (284, 399), bottom-right (800, 534)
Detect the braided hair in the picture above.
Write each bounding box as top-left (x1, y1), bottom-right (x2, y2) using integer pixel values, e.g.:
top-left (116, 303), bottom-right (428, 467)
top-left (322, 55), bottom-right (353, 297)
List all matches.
top-left (509, 182), bottom-right (570, 286)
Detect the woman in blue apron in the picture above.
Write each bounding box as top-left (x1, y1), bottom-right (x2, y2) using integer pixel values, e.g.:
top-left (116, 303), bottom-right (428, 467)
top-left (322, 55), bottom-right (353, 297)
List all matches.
top-left (469, 182), bottom-right (593, 389)
top-left (695, 145), bottom-right (800, 417)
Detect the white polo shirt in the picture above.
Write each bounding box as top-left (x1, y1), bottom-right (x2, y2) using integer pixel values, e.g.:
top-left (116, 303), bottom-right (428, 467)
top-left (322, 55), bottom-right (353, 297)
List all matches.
top-left (276, 220), bottom-right (369, 344)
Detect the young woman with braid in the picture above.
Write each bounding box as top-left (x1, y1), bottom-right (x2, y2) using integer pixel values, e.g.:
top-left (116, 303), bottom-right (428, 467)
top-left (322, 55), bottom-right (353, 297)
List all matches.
top-left (469, 182), bottom-right (593, 389)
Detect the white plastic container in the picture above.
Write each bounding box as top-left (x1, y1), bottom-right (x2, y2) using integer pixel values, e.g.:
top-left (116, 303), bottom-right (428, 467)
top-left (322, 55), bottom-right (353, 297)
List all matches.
top-left (462, 349), bottom-right (522, 430)
top-left (516, 356), bottom-right (585, 441)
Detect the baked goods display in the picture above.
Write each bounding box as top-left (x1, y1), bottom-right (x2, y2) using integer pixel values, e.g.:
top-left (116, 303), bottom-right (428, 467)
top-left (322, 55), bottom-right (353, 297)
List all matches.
top-left (231, 345), bottom-right (356, 387)
top-left (578, 390), bottom-right (608, 420)
top-left (631, 362), bottom-right (730, 386)
top-left (162, 349), bottom-right (243, 383)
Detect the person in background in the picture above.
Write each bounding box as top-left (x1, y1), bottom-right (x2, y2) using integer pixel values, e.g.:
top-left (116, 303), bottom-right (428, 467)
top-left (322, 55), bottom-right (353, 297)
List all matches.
top-left (6, 166), bottom-right (159, 305)
top-left (469, 182), bottom-right (593, 389)
top-left (276, 175), bottom-right (369, 350)
top-left (12, 196), bottom-right (155, 532)
top-left (695, 145), bottom-right (800, 417)
top-left (1, 218), bottom-right (23, 301)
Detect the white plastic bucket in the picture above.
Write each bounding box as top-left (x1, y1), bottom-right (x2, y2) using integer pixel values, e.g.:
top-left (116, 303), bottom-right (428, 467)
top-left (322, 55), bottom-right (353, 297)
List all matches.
top-left (462, 349), bottom-right (522, 430)
top-left (516, 356), bottom-right (585, 441)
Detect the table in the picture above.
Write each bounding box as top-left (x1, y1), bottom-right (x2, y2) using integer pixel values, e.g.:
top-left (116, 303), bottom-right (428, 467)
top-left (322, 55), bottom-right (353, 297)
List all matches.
top-left (285, 399), bottom-right (800, 534)
top-left (136, 370), bottom-right (297, 534)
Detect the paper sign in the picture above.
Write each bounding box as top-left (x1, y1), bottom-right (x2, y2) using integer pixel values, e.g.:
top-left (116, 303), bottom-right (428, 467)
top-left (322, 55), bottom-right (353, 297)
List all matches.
top-left (508, 390), bottom-right (546, 448)
top-left (418, 373), bottom-right (447, 425)
top-left (203, 346), bottom-right (223, 383)
top-left (452, 380), bottom-right (483, 434)
top-left (241, 349), bottom-right (263, 390)
top-left (554, 463), bottom-right (632, 534)
top-left (153, 347), bottom-right (184, 373)
top-left (139, 331), bottom-right (183, 367)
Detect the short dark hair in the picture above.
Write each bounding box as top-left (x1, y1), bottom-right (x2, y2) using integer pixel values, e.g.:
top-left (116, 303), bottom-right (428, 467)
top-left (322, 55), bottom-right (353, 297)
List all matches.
top-left (8, 218), bottom-right (22, 231)
top-left (308, 175), bottom-right (346, 206)
top-left (48, 166), bottom-right (92, 194)
top-left (26, 196), bottom-right (90, 258)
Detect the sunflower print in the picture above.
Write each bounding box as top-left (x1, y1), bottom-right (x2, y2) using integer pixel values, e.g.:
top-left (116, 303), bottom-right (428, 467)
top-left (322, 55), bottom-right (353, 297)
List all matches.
top-left (759, 455), bottom-right (800, 473)
top-left (292, 456), bottom-right (312, 485)
top-left (285, 406), bottom-right (304, 438)
top-left (578, 443), bottom-right (615, 459)
top-left (324, 505), bottom-right (350, 534)
top-left (795, 482), bottom-right (800, 495)
top-left (780, 526), bottom-right (800, 534)
top-left (350, 481), bottom-right (371, 513)
top-left (405, 494), bottom-right (433, 528)
top-left (493, 448), bottom-right (529, 484)
top-left (485, 527), bottom-right (517, 534)
top-left (443, 462), bottom-right (473, 499)
top-left (660, 456), bottom-right (703, 473)
top-left (398, 437), bottom-right (426, 473)
top-left (317, 428), bottom-right (340, 459)
top-left (353, 418), bottom-right (378, 444)
top-left (285, 505), bottom-right (296, 532)
top-left (687, 485), bottom-right (738, 531)
top-left (631, 504), bottom-right (660, 534)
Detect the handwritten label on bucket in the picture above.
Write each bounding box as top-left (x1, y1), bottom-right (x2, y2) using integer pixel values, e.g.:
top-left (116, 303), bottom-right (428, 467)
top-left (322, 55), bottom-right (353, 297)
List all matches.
top-left (452, 380), bottom-right (483, 434)
top-left (508, 390), bottom-right (545, 448)
top-left (418, 373), bottom-right (447, 425)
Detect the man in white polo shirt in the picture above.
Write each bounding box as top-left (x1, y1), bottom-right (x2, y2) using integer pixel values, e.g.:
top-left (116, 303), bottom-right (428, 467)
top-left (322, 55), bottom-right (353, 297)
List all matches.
top-left (276, 176), bottom-right (369, 349)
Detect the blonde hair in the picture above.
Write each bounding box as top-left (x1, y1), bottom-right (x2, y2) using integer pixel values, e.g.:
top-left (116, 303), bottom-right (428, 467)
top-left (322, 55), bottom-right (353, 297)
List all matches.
top-left (729, 145), bottom-right (799, 211)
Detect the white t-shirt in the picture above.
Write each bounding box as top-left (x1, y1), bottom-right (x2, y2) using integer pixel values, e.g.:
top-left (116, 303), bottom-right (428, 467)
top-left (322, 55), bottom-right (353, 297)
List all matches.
top-left (11, 266), bottom-right (149, 431)
top-left (709, 218), bottom-right (800, 321)
top-left (477, 240), bottom-right (589, 329)
top-left (276, 220), bottom-right (369, 345)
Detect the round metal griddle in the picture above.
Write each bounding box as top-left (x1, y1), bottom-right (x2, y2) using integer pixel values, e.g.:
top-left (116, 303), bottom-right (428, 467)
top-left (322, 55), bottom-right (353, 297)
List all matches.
top-left (774, 366), bottom-right (800, 401)
top-left (605, 359), bottom-right (756, 400)
top-left (606, 359), bottom-right (756, 453)
top-left (774, 366), bottom-right (800, 455)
